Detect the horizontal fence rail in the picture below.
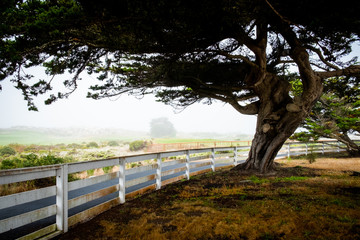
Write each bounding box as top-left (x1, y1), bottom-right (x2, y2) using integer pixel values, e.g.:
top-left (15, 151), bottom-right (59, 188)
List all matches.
top-left (145, 140), bottom-right (251, 152)
top-left (0, 140), bottom-right (358, 239)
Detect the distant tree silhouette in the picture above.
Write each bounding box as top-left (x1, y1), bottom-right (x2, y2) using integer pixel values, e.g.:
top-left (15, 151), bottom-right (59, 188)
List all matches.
top-left (150, 118), bottom-right (176, 138)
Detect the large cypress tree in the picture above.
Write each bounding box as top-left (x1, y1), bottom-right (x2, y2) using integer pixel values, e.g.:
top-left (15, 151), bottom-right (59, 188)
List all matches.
top-left (1, 0), bottom-right (360, 172)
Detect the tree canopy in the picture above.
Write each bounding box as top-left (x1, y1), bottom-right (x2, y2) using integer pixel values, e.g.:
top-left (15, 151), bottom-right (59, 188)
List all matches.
top-left (292, 77), bottom-right (360, 155)
top-left (1, 0), bottom-right (360, 172)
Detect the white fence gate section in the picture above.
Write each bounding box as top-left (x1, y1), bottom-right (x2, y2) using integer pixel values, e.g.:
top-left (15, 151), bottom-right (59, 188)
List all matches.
top-left (0, 140), bottom-right (357, 239)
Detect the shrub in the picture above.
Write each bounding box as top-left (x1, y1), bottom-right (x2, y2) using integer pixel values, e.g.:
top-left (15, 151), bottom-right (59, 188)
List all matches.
top-left (307, 153), bottom-right (317, 164)
top-left (0, 159), bottom-right (18, 169)
top-left (102, 166), bottom-right (113, 173)
top-left (67, 143), bottom-right (82, 148)
top-left (81, 151), bottom-right (115, 161)
top-left (0, 154), bottom-right (65, 169)
top-left (87, 169), bottom-right (95, 176)
top-left (24, 144), bottom-right (38, 152)
top-left (129, 140), bottom-right (147, 151)
top-left (38, 155), bottom-right (64, 166)
top-left (54, 143), bottom-right (66, 149)
top-left (0, 146), bottom-right (16, 156)
top-left (108, 140), bottom-right (119, 147)
top-left (87, 142), bottom-right (99, 148)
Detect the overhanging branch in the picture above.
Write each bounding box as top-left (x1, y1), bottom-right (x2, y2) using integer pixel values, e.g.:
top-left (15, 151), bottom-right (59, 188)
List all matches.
top-left (306, 45), bottom-right (340, 71)
top-left (316, 65), bottom-right (360, 79)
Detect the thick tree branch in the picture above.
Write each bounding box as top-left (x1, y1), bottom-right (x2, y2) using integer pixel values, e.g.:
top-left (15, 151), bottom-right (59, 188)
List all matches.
top-left (194, 86), bottom-right (259, 115)
top-left (229, 100), bottom-right (260, 115)
top-left (316, 65), bottom-right (360, 79)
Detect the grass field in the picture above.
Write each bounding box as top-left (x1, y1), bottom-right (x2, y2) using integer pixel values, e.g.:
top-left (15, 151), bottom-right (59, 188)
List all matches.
top-left (0, 127), bottom-right (147, 145)
top-left (153, 138), bottom-right (218, 144)
top-left (0, 129), bottom-right (54, 145)
top-left (55, 155), bottom-right (360, 240)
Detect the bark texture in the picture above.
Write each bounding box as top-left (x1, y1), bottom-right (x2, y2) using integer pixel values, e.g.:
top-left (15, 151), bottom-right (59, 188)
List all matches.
top-left (235, 73), bottom-right (319, 173)
top-left (234, 31), bottom-right (324, 173)
top-left (337, 134), bottom-right (360, 157)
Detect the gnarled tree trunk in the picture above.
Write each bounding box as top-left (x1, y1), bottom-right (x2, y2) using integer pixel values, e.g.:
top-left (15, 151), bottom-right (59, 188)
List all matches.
top-left (233, 25), bottom-right (325, 173)
top-left (337, 133), bottom-right (360, 157)
top-left (235, 68), bottom-right (322, 173)
top-left (240, 107), bottom-right (307, 173)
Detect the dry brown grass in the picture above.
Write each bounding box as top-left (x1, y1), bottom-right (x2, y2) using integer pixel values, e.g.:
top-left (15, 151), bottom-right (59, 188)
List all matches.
top-left (276, 157), bottom-right (360, 172)
top-left (55, 156), bottom-right (360, 240)
top-left (0, 181), bottom-right (37, 196)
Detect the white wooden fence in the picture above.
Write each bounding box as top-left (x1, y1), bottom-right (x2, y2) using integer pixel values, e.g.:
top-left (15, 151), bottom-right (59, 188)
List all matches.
top-left (0, 140), bottom-right (356, 239)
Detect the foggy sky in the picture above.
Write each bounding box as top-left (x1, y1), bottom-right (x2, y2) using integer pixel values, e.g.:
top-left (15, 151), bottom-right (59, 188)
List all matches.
top-left (0, 74), bottom-right (257, 135)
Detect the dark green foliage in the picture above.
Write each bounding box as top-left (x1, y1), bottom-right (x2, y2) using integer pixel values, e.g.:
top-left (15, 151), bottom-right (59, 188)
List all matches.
top-left (129, 140), bottom-right (147, 152)
top-left (0, 154), bottom-right (65, 169)
top-left (0, 158), bottom-right (18, 169)
top-left (290, 132), bottom-right (319, 142)
top-left (292, 77), bottom-right (360, 155)
top-left (0, 146), bottom-right (16, 156)
top-left (1, 0), bottom-right (359, 111)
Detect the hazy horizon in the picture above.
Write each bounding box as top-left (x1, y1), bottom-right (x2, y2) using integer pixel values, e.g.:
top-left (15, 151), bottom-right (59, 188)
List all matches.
top-left (0, 71), bottom-right (258, 135)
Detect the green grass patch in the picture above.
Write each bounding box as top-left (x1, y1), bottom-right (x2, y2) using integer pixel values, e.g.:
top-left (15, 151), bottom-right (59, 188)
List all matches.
top-left (274, 176), bottom-right (309, 182)
top-left (248, 175), bottom-right (270, 184)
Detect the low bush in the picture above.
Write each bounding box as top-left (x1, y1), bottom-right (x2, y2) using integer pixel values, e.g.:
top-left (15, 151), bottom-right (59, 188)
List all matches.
top-left (102, 166), bottom-right (113, 173)
top-left (129, 140), bottom-right (148, 151)
top-left (0, 154), bottom-right (67, 170)
top-left (68, 143), bottom-right (82, 148)
top-left (87, 142), bottom-right (99, 148)
top-left (0, 146), bottom-right (16, 156)
top-left (108, 141), bottom-right (119, 147)
top-left (0, 154), bottom-right (75, 195)
top-left (81, 151), bottom-right (115, 161)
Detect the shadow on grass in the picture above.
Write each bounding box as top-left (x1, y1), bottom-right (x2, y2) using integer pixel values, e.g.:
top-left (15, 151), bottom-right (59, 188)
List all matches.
top-left (56, 160), bottom-right (360, 240)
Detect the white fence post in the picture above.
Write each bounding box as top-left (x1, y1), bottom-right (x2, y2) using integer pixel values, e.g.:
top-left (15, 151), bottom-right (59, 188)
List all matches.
top-left (185, 150), bottom-right (190, 180)
top-left (305, 143), bottom-right (308, 156)
top-left (233, 147), bottom-right (238, 166)
top-left (119, 158), bottom-right (125, 204)
top-left (56, 164), bottom-right (68, 233)
top-left (337, 141), bottom-right (340, 153)
top-left (156, 153), bottom-right (162, 190)
top-left (287, 143), bottom-right (291, 158)
top-left (322, 142), bottom-right (325, 154)
top-left (211, 148), bottom-right (215, 172)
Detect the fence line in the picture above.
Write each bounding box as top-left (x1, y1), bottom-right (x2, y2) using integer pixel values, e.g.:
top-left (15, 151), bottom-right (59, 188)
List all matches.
top-left (145, 140), bottom-right (251, 152)
top-left (0, 140), bottom-right (357, 239)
